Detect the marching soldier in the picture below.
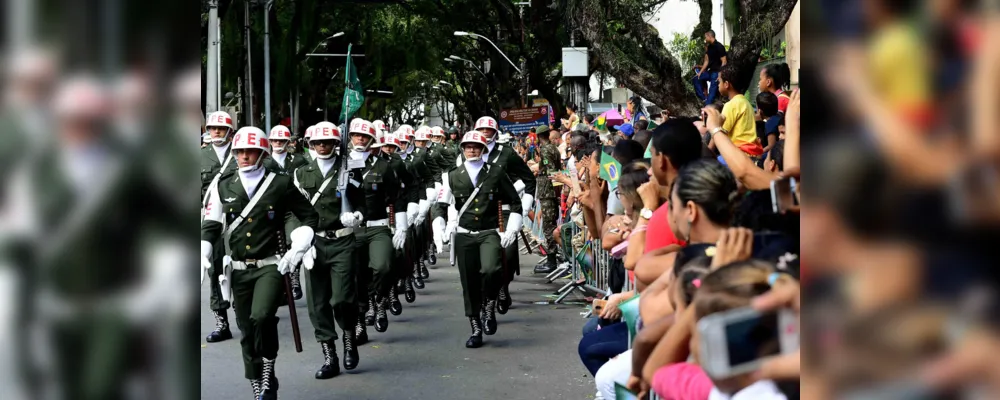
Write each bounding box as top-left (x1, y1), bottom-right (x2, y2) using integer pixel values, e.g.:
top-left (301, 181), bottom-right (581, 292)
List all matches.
top-left (343, 119), bottom-right (409, 342)
top-left (378, 132), bottom-right (420, 315)
top-left (292, 121), bottom-right (363, 379)
top-left (201, 110), bottom-right (238, 343)
top-left (438, 131), bottom-right (523, 348)
top-left (303, 125), bottom-right (318, 160)
top-left (532, 125), bottom-right (563, 274)
top-left (267, 124), bottom-right (310, 299)
top-left (437, 116), bottom-right (536, 315)
top-left (395, 126), bottom-right (422, 298)
top-left (201, 126), bottom-right (320, 399)
top-left (409, 127), bottom-right (437, 288)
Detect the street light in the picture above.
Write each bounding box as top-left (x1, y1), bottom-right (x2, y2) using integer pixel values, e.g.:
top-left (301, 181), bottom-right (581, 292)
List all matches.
top-left (453, 31), bottom-right (521, 73)
top-left (309, 31), bottom-right (345, 54)
top-left (446, 55), bottom-right (487, 79)
top-left (438, 81), bottom-right (453, 87)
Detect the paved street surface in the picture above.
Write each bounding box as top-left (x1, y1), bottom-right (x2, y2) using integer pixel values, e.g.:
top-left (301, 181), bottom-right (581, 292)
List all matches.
top-left (201, 252), bottom-right (597, 399)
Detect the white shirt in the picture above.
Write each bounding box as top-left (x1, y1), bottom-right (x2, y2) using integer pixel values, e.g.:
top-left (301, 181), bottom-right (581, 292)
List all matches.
top-left (213, 142), bottom-right (230, 164)
top-left (308, 149), bottom-right (318, 160)
top-left (271, 151), bottom-right (287, 168)
top-left (485, 140), bottom-right (497, 160)
top-left (239, 167), bottom-right (265, 198)
top-left (317, 156), bottom-right (337, 178)
top-left (465, 159), bottom-right (485, 185)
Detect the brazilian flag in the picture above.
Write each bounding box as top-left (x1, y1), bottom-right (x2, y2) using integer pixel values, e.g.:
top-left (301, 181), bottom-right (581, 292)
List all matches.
top-left (599, 151), bottom-right (621, 190)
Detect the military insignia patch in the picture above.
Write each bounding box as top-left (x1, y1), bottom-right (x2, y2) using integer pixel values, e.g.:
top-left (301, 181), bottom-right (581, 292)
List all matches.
top-left (267, 210), bottom-right (275, 220)
top-left (225, 197), bottom-right (236, 202)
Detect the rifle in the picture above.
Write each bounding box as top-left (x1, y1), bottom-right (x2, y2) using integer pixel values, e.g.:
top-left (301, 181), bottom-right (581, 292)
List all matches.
top-left (277, 232), bottom-right (303, 353)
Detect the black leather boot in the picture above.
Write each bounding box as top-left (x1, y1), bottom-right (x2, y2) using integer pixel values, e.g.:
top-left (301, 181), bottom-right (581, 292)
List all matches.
top-left (418, 260), bottom-right (429, 279)
top-left (413, 272), bottom-right (425, 289)
top-left (314, 341), bottom-right (340, 379)
top-left (466, 317), bottom-right (483, 348)
top-left (374, 296), bottom-right (389, 333)
top-left (483, 299), bottom-right (498, 335)
top-left (429, 252), bottom-right (437, 265)
top-left (355, 318), bottom-right (369, 345)
top-left (497, 285), bottom-right (511, 315)
top-left (533, 261), bottom-right (556, 274)
top-left (206, 310), bottom-right (233, 343)
top-left (249, 379), bottom-right (262, 399)
top-left (396, 278), bottom-right (405, 292)
top-left (343, 329), bottom-right (359, 370)
top-left (257, 357), bottom-right (278, 400)
top-left (389, 285), bottom-right (402, 315)
top-left (404, 277), bottom-right (416, 303)
top-left (364, 293), bottom-right (376, 326)
top-left (290, 269), bottom-right (303, 300)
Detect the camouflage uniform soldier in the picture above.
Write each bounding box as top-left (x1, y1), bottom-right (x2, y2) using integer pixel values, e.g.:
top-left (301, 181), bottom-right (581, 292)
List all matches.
top-left (532, 125), bottom-right (562, 273)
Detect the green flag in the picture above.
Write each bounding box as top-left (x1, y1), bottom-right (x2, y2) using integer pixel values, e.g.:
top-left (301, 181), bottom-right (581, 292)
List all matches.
top-left (599, 151), bottom-right (621, 190)
top-left (340, 44), bottom-right (364, 123)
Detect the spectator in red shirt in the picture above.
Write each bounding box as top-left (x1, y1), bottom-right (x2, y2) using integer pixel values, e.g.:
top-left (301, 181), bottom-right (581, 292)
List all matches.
top-left (758, 62), bottom-right (792, 113)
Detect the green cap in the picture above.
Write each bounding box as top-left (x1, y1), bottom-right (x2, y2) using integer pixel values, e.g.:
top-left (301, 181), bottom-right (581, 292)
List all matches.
top-left (535, 125), bottom-right (550, 135)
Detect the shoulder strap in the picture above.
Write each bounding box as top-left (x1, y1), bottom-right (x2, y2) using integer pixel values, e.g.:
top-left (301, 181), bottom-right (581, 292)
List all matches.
top-left (310, 174), bottom-right (337, 205)
top-left (223, 172), bottom-right (276, 255)
top-left (456, 166), bottom-right (489, 220)
top-left (202, 153), bottom-right (234, 207)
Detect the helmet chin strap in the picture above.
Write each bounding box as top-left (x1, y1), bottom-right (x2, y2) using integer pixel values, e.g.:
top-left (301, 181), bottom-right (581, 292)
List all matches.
top-left (272, 145), bottom-right (286, 154)
top-left (316, 150), bottom-right (334, 160)
top-left (211, 130), bottom-right (232, 146)
top-left (238, 157), bottom-right (265, 173)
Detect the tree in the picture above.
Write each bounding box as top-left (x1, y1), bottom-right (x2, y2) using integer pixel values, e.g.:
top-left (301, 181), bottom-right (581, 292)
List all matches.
top-left (566, 0), bottom-right (798, 116)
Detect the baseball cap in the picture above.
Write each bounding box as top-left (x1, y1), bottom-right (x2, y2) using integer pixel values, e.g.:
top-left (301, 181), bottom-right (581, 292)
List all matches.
top-left (613, 123), bottom-right (635, 137)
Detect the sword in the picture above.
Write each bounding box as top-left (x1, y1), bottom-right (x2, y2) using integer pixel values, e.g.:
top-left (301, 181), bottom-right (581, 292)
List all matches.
top-left (277, 233), bottom-right (303, 353)
top-left (498, 200), bottom-right (508, 280)
top-left (520, 231), bottom-right (532, 254)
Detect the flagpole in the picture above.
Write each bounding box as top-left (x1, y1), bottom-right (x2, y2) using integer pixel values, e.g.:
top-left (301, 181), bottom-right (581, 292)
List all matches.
top-left (343, 43), bottom-right (352, 124)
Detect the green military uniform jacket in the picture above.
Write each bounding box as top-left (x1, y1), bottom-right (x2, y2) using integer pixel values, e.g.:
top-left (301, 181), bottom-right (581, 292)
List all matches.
top-left (441, 141), bottom-right (459, 172)
top-left (264, 151), bottom-right (309, 175)
top-left (426, 142), bottom-right (448, 183)
top-left (345, 152), bottom-right (407, 221)
top-left (380, 151), bottom-right (420, 205)
top-left (536, 142), bottom-right (563, 199)
top-left (202, 169), bottom-right (319, 261)
top-left (446, 162), bottom-right (522, 231)
top-left (407, 147), bottom-right (433, 192)
top-left (459, 141), bottom-right (537, 198)
top-left (292, 156), bottom-right (363, 232)
top-left (200, 143), bottom-right (238, 201)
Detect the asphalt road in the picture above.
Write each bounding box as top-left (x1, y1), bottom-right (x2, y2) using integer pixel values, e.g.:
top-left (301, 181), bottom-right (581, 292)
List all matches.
top-left (201, 252), bottom-right (597, 399)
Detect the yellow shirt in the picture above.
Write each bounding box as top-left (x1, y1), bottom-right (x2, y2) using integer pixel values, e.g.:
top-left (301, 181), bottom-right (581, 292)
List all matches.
top-left (869, 22), bottom-right (930, 116)
top-left (722, 94), bottom-right (758, 147)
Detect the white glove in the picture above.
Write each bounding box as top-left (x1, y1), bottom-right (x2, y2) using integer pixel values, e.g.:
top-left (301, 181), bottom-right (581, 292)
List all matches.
top-left (521, 194), bottom-right (534, 215)
top-left (393, 212), bottom-right (408, 249)
top-left (432, 217), bottom-right (446, 252)
top-left (353, 211), bottom-right (364, 225)
top-left (500, 213), bottom-right (523, 248)
top-left (425, 187), bottom-right (437, 202)
top-left (444, 219), bottom-right (457, 242)
top-left (416, 199), bottom-right (430, 225)
top-left (200, 240), bottom-right (213, 284)
top-left (513, 179), bottom-right (526, 195)
top-left (279, 226), bottom-right (314, 274)
top-left (406, 202), bottom-right (418, 227)
top-left (302, 246), bottom-right (317, 270)
top-left (340, 212), bottom-right (359, 228)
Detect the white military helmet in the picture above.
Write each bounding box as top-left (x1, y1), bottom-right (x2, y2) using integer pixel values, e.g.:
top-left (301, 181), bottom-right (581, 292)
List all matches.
top-left (373, 120), bottom-right (387, 133)
top-left (460, 131), bottom-right (488, 161)
top-left (430, 126), bottom-right (446, 137)
top-left (232, 126), bottom-right (270, 173)
top-left (268, 125), bottom-right (292, 153)
top-left (311, 121), bottom-right (342, 160)
top-left (383, 132), bottom-right (402, 150)
top-left (348, 119), bottom-right (376, 152)
top-left (398, 124), bottom-right (415, 140)
top-left (414, 126), bottom-right (431, 142)
top-left (474, 116), bottom-right (499, 133)
top-left (205, 111), bottom-right (235, 145)
top-left (371, 127), bottom-right (385, 148)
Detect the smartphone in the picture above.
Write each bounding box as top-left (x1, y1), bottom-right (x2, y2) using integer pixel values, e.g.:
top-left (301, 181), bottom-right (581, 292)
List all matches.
top-left (593, 299), bottom-right (607, 314)
top-left (770, 177), bottom-right (798, 214)
top-left (614, 383), bottom-right (639, 400)
top-left (702, 111), bottom-right (707, 127)
top-left (697, 307), bottom-right (798, 379)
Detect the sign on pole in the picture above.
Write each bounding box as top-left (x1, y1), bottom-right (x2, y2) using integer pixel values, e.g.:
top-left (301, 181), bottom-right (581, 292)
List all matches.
top-left (498, 106), bottom-right (551, 135)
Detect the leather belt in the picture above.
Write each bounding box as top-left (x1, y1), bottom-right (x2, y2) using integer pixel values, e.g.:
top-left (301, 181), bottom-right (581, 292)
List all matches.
top-left (317, 228), bottom-right (354, 238)
top-left (501, 205), bottom-right (511, 211)
top-left (456, 227), bottom-right (500, 235)
top-left (231, 255), bottom-right (281, 270)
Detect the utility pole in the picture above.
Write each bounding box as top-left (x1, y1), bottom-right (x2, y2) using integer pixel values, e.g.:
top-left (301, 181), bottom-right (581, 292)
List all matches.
top-left (263, 0), bottom-right (274, 130)
top-left (206, 0), bottom-right (220, 113)
top-left (244, 0), bottom-right (254, 126)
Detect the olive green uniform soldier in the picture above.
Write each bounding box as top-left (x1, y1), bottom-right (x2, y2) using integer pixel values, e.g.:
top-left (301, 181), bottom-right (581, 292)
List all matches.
top-left (343, 119), bottom-right (409, 341)
top-left (266, 125), bottom-right (310, 299)
top-left (395, 126), bottom-right (424, 299)
top-left (377, 130), bottom-right (420, 314)
top-left (201, 111), bottom-right (239, 343)
top-left (439, 131), bottom-right (523, 348)
top-left (533, 125), bottom-right (563, 272)
top-left (439, 116), bottom-right (536, 315)
top-left (291, 121), bottom-right (365, 379)
top-left (201, 126), bottom-right (320, 399)
top-left (427, 126), bottom-right (453, 263)
top-left (408, 127), bottom-right (437, 288)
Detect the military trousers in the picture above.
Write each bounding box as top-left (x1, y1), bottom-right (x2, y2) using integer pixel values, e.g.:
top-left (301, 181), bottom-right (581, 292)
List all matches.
top-left (208, 239), bottom-right (231, 312)
top-left (231, 264), bottom-right (284, 380)
top-left (305, 234), bottom-right (356, 342)
top-left (353, 226), bottom-right (394, 300)
top-left (540, 198), bottom-right (561, 264)
top-left (454, 230), bottom-right (502, 318)
top-left (52, 312), bottom-right (136, 400)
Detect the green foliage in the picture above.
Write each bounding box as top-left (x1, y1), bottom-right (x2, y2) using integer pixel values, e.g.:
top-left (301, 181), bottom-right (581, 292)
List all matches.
top-left (759, 40), bottom-right (787, 61)
top-left (668, 32), bottom-right (703, 93)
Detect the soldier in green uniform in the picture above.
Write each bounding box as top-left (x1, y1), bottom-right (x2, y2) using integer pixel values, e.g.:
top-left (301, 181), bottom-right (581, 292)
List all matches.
top-left (438, 131), bottom-right (524, 348)
top-left (439, 116), bottom-right (536, 315)
top-left (427, 126), bottom-right (454, 263)
top-left (201, 126), bottom-right (320, 400)
top-left (378, 131), bottom-right (420, 315)
top-left (532, 125), bottom-right (563, 273)
top-left (303, 125), bottom-right (318, 160)
top-left (266, 124), bottom-right (310, 299)
top-left (291, 121), bottom-right (365, 379)
top-left (344, 119), bottom-right (409, 340)
top-left (394, 126), bottom-right (422, 299)
top-left (201, 110), bottom-right (238, 343)
top-left (408, 127), bottom-right (436, 289)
